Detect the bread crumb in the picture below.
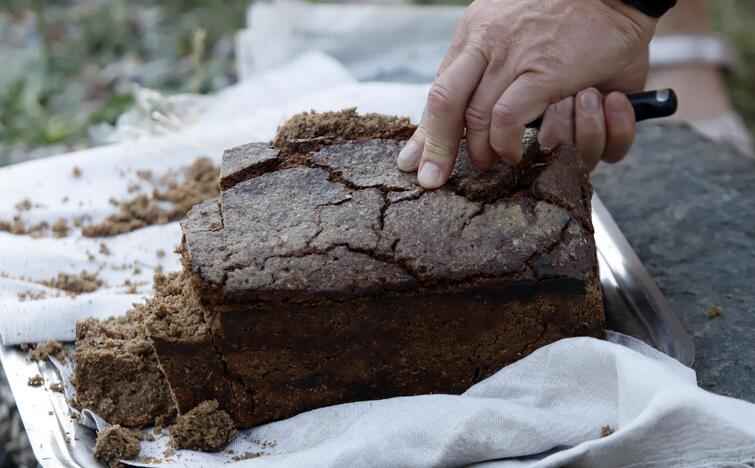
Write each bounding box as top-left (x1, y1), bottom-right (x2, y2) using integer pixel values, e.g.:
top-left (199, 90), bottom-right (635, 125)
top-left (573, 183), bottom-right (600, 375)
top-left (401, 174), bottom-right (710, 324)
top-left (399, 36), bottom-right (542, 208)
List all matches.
top-left (93, 425), bottom-right (141, 467)
top-left (41, 271), bottom-right (102, 295)
top-left (600, 425), bottom-right (615, 437)
top-left (156, 249), bottom-right (165, 258)
top-left (14, 199), bottom-right (32, 211)
top-left (28, 340), bottom-right (67, 362)
top-left (82, 158), bottom-right (219, 238)
top-left (100, 242), bottom-right (112, 256)
top-left (170, 400), bottom-right (238, 452)
top-left (18, 290), bottom-right (47, 302)
top-left (72, 166), bottom-right (82, 178)
top-left (52, 218), bottom-right (69, 238)
top-left (124, 280), bottom-right (138, 294)
top-left (0, 216), bottom-right (50, 237)
top-left (28, 375), bottom-right (44, 386)
top-left (50, 383), bottom-right (64, 393)
top-left (707, 304), bottom-right (725, 319)
top-left (232, 452), bottom-right (263, 461)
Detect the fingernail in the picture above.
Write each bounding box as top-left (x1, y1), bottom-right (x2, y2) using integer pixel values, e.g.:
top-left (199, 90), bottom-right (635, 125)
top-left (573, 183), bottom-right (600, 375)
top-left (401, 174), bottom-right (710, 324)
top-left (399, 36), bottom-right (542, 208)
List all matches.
top-left (580, 91), bottom-right (600, 113)
top-left (397, 140), bottom-right (421, 171)
top-left (418, 161), bottom-right (442, 189)
top-left (555, 98), bottom-right (573, 119)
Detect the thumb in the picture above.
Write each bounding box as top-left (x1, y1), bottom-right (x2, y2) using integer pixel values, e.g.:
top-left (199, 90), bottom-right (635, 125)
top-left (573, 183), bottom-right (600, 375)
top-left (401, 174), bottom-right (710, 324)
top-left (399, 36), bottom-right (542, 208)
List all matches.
top-left (489, 74), bottom-right (555, 165)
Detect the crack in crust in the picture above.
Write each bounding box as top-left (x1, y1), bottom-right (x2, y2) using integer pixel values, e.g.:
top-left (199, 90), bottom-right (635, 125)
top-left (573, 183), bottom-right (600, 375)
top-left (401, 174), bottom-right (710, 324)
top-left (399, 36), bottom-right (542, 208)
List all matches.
top-left (183, 130), bottom-right (597, 307)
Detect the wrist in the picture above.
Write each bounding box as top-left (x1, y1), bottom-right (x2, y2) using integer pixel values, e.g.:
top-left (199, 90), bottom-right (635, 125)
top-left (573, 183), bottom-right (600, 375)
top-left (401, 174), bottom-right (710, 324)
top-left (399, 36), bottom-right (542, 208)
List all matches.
top-left (600, 0), bottom-right (659, 45)
top-left (619, 0), bottom-right (677, 18)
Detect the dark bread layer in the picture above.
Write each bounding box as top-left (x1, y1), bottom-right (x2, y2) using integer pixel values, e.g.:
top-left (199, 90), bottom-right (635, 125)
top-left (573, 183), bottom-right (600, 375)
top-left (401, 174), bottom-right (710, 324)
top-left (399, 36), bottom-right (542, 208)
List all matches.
top-left (151, 272), bottom-right (603, 427)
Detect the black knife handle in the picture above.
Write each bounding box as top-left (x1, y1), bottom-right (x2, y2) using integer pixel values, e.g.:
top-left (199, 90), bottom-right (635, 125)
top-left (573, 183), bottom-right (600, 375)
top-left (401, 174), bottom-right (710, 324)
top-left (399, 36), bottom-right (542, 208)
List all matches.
top-left (525, 88), bottom-right (678, 129)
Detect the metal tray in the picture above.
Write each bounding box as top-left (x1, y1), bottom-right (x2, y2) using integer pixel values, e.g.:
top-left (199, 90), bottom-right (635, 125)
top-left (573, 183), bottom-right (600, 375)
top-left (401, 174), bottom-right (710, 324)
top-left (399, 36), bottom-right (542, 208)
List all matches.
top-left (0, 194), bottom-right (694, 467)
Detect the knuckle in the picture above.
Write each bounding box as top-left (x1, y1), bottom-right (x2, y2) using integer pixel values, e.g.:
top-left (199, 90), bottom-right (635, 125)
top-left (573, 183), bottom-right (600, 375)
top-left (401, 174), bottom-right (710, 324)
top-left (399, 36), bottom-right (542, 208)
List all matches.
top-left (426, 83), bottom-right (454, 115)
top-left (491, 102), bottom-right (517, 127)
top-left (464, 104), bottom-right (490, 131)
top-left (464, 37), bottom-right (492, 63)
top-left (423, 137), bottom-right (456, 160)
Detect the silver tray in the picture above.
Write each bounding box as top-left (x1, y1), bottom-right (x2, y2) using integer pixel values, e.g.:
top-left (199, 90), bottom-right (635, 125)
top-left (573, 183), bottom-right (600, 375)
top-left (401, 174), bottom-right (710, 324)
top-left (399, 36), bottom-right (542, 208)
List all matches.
top-left (1, 193), bottom-right (694, 467)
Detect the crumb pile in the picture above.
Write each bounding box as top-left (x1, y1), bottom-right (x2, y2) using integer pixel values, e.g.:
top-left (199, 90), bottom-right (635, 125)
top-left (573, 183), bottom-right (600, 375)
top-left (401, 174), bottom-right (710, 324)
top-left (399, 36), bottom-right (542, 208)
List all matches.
top-left (27, 340), bottom-right (67, 362)
top-left (82, 158), bottom-right (219, 237)
top-left (272, 108), bottom-right (415, 166)
top-left (93, 425), bottom-right (141, 468)
top-left (41, 271), bottom-right (102, 295)
top-left (170, 400), bottom-right (238, 452)
top-left (0, 217), bottom-right (53, 238)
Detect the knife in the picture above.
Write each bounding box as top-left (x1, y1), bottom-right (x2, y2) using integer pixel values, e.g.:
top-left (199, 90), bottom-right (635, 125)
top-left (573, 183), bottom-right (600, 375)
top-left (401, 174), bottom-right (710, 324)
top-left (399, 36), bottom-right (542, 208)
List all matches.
top-left (526, 88), bottom-right (678, 129)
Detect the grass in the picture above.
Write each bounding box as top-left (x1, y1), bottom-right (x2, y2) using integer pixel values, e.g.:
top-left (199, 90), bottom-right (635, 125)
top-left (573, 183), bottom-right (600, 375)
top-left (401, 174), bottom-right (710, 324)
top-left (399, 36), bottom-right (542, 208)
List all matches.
top-left (0, 0), bottom-right (753, 166)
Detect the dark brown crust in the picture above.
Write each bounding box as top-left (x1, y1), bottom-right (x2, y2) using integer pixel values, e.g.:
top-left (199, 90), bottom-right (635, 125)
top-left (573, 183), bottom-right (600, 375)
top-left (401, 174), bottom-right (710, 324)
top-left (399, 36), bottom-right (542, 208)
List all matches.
top-left (182, 137), bottom-right (596, 308)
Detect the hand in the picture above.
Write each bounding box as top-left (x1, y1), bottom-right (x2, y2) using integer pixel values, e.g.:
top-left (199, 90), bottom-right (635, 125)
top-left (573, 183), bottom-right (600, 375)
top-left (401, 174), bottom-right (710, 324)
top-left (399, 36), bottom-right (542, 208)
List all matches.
top-left (397, 0), bottom-right (657, 188)
top-left (539, 47), bottom-right (649, 171)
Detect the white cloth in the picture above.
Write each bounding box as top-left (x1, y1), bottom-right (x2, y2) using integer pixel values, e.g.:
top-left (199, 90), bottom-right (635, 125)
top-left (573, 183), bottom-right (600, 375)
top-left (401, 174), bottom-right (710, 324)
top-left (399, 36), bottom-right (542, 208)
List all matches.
top-left (122, 333), bottom-right (755, 467)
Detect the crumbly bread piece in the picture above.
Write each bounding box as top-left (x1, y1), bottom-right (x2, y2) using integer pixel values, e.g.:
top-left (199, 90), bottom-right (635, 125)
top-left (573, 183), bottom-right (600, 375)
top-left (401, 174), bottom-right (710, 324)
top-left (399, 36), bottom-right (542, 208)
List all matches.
top-left (74, 305), bottom-right (175, 428)
top-left (93, 425), bottom-right (141, 467)
top-left (170, 400), bottom-right (238, 452)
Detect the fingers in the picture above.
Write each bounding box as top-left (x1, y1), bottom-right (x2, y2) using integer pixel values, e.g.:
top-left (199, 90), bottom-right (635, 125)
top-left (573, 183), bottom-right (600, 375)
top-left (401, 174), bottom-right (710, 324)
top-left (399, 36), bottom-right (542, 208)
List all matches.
top-left (538, 89), bottom-right (636, 171)
top-left (400, 46), bottom-right (487, 189)
top-left (538, 97), bottom-right (575, 149)
top-left (464, 69), bottom-right (512, 170)
top-left (489, 74), bottom-right (553, 165)
top-left (602, 92), bottom-right (636, 164)
top-left (575, 88), bottom-right (607, 172)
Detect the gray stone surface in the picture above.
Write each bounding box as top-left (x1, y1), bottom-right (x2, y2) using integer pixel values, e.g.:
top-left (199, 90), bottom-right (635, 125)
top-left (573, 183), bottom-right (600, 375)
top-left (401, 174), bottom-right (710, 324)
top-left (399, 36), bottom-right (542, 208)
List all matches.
top-left (592, 122), bottom-right (755, 402)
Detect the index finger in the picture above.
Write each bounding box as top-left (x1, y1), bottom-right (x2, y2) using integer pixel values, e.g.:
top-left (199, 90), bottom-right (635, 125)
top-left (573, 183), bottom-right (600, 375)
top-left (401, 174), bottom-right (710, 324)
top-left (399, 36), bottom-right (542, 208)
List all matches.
top-left (415, 46), bottom-right (488, 189)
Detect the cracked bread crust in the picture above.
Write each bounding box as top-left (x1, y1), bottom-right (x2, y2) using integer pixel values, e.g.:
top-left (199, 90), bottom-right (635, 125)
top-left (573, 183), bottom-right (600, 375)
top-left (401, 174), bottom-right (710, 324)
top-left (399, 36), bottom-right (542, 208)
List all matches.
top-left (183, 136), bottom-right (596, 307)
top-left (158, 124), bottom-right (605, 428)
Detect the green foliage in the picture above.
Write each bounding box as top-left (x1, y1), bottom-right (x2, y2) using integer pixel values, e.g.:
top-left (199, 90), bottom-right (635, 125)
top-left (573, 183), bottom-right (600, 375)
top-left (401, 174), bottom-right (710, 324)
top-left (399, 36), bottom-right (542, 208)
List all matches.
top-left (712, 0), bottom-right (755, 136)
top-left (0, 0), bottom-right (248, 164)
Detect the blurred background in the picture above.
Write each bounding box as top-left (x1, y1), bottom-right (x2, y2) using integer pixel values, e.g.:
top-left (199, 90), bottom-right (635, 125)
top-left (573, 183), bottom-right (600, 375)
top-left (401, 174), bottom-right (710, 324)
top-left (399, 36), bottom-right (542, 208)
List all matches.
top-left (0, 0), bottom-right (753, 167)
top-left (0, 1), bottom-right (753, 466)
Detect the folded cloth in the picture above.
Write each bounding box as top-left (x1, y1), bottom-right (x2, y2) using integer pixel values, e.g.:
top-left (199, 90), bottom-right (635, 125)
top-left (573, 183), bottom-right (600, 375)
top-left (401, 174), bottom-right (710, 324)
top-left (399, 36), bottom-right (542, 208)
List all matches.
top-left (124, 333), bottom-right (755, 467)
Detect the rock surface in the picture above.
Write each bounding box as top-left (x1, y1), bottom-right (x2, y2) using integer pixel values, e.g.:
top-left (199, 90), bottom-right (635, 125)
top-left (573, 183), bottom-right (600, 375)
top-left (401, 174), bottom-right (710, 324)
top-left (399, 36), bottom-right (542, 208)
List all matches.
top-left (593, 122), bottom-right (755, 401)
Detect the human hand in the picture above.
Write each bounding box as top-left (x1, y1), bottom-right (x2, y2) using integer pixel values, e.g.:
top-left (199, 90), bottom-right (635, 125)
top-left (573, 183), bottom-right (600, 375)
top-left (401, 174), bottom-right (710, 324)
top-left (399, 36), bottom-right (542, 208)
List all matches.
top-left (397, 0), bottom-right (657, 188)
top-left (538, 47), bottom-right (649, 171)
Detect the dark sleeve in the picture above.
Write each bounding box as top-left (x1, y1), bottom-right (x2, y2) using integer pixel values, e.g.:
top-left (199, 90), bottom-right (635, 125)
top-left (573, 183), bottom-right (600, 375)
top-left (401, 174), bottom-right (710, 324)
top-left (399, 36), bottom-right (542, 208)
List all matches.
top-left (619, 0), bottom-right (677, 18)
